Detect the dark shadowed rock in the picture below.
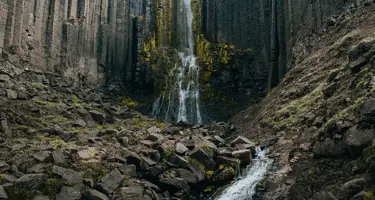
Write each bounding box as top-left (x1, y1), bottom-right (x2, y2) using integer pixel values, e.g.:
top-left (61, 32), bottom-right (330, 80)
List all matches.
top-left (33, 151), bottom-right (51, 162)
top-left (322, 82), bottom-right (339, 97)
top-left (313, 138), bottom-right (346, 157)
top-left (56, 186), bottom-right (81, 200)
top-left (167, 153), bottom-right (189, 168)
top-left (32, 195), bottom-right (50, 200)
top-left (89, 110), bottom-right (106, 122)
top-left (118, 164), bottom-right (137, 177)
top-left (175, 168), bottom-right (197, 184)
top-left (0, 161), bottom-right (10, 173)
top-left (309, 191), bottom-right (338, 200)
top-left (349, 191), bottom-right (368, 200)
top-left (189, 148), bottom-right (216, 170)
top-left (344, 125), bottom-right (375, 154)
top-left (83, 189), bottom-right (110, 200)
top-left (16, 174), bottom-right (45, 190)
top-left (339, 178), bottom-right (367, 199)
top-left (97, 168), bottom-right (124, 195)
top-left (232, 149), bottom-right (252, 165)
top-left (159, 178), bottom-right (190, 193)
top-left (0, 185), bottom-right (7, 199)
top-left (349, 56), bottom-right (367, 73)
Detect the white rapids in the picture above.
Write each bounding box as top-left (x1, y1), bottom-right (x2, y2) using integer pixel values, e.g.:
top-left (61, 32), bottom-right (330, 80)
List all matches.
top-left (216, 147), bottom-right (273, 200)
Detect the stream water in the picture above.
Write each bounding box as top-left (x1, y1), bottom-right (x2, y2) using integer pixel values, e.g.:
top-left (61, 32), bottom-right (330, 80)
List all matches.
top-left (215, 147), bottom-right (273, 200)
top-left (152, 0), bottom-right (202, 124)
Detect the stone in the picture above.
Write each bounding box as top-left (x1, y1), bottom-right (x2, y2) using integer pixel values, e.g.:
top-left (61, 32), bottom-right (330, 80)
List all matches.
top-left (232, 149), bottom-right (252, 165)
top-left (33, 151), bottom-right (51, 162)
top-left (213, 135), bottom-right (226, 144)
top-left (167, 153), bottom-right (189, 168)
top-left (140, 140), bottom-right (155, 148)
top-left (322, 82), bottom-right (339, 97)
top-left (56, 186), bottom-right (81, 200)
top-left (0, 161), bottom-right (10, 173)
top-left (62, 169), bottom-right (83, 186)
top-left (159, 178), bottom-right (190, 193)
top-left (147, 126), bottom-right (162, 135)
top-left (6, 89), bottom-right (17, 99)
top-left (83, 189), bottom-right (110, 200)
top-left (309, 191), bottom-right (338, 200)
top-left (212, 167), bottom-right (236, 183)
top-left (339, 178), bottom-right (367, 199)
top-left (149, 165), bottom-right (163, 177)
top-left (336, 120), bottom-right (354, 132)
top-left (97, 168), bottom-right (124, 195)
top-left (119, 137), bottom-right (129, 146)
top-left (229, 136), bottom-right (255, 147)
top-left (73, 119), bottom-right (87, 127)
top-left (188, 162), bottom-right (205, 182)
top-left (344, 125), bottom-right (375, 154)
top-left (0, 185), bottom-right (7, 199)
top-left (189, 148), bottom-right (216, 170)
top-left (349, 56), bottom-right (367, 73)
top-left (349, 191), bottom-right (368, 200)
top-left (83, 178), bottom-right (95, 188)
top-left (217, 156), bottom-right (241, 170)
top-left (89, 110), bottom-right (106, 122)
top-left (32, 195), bottom-right (50, 200)
top-left (141, 156), bottom-right (157, 166)
top-left (0, 74), bottom-right (10, 82)
top-left (77, 149), bottom-right (95, 160)
top-left (118, 164), bottom-right (137, 177)
top-left (175, 142), bottom-right (189, 154)
top-left (313, 138), bottom-right (346, 157)
top-left (15, 174), bottom-right (45, 190)
top-left (52, 150), bottom-right (66, 164)
top-left (175, 168), bottom-right (197, 184)
top-left (120, 186), bottom-right (144, 200)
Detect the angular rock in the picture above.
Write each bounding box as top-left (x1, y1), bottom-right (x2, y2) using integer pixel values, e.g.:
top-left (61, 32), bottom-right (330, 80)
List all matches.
top-left (189, 148), bottom-right (216, 170)
top-left (309, 191), bottom-right (338, 200)
top-left (313, 138), bottom-right (346, 157)
top-left (212, 167), bottom-right (236, 183)
top-left (213, 135), bottom-right (226, 144)
top-left (140, 140), bottom-right (155, 148)
top-left (149, 165), bottom-right (163, 177)
top-left (56, 186), bottom-right (81, 200)
top-left (16, 174), bottom-right (45, 190)
top-left (349, 56), bottom-right (367, 73)
top-left (147, 126), bottom-right (162, 135)
top-left (141, 156), bottom-right (157, 166)
top-left (32, 195), bottom-right (50, 200)
top-left (119, 137), bottom-right (129, 146)
top-left (175, 168), bottom-right (197, 184)
top-left (167, 153), bottom-right (189, 168)
top-left (62, 169), bottom-right (84, 186)
top-left (89, 110), bottom-right (106, 122)
top-left (83, 189), bottom-right (110, 200)
top-left (159, 178), bottom-right (190, 193)
top-left (232, 149), bottom-right (252, 165)
top-left (124, 151), bottom-right (142, 167)
top-left (175, 143), bottom-right (189, 154)
top-left (33, 151), bottom-right (51, 162)
top-left (120, 186), bottom-right (144, 200)
top-left (344, 125), bottom-right (374, 154)
top-left (0, 74), bottom-right (10, 82)
top-left (6, 89), bottom-right (17, 100)
top-left (0, 161), bottom-right (10, 173)
top-left (118, 164), bottom-right (137, 177)
top-left (97, 168), bottom-right (124, 195)
top-left (73, 119), bottom-right (87, 127)
top-left (77, 149), bottom-right (95, 160)
top-left (0, 185), bottom-right (7, 199)
top-left (188, 162), bottom-right (205, 182)
top-left (217, 156), bottom-right (241, 170)
top-left (339, 178), bottom-right (367, 199)
top-left (322, 82), bottom-right (339, 97)
top-left (230, 136), bottom-right (255, 147)
top-left (52, 150), bottom-right (66, 164)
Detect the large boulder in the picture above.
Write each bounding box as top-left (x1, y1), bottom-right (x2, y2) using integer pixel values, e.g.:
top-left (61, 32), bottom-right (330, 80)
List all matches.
top-left (232, 149), bottom-right (252, 165)
top-left (175, 168), bottom-right (197, 184)
top-left (339, 178), bottom-right (367, 199)
top-left (309, 191), bottom-right (338, 200)
top-left (83, 189), bottom-right (110, 200)
top-left (120, 186), bottom-right (144, 200)
top-left (189, 148), bottom-right (216, 170)
top-left (0, 185), bottom-right (7, 199)
top-left (313, 138), bottom-right (346, 157)
top-left (344, 125), bottom-right (375, 154)
top-left (159, 178), bottom-right (190, 193)
top-left (15, 174), bottom-right (45, 190)
top-left (96, 168), bottom-right (124, 195)
top-left (56, 187), bottom-right (81, 200)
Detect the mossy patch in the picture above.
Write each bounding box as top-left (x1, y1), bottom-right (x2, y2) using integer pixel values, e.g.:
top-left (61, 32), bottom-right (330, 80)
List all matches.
top-left (36, 133), bottom-right (67, 150)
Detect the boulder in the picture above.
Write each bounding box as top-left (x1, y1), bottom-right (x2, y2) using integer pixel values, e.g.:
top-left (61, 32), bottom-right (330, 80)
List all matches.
top-left (62, 169), bottom-right (84, 186)
top-left (120, 186), bottom-right (144, 200)
top-left (147, 126), bottom-right (162, 135)
top-left (175, 168), bottom-right (197, 184)
top-left (322, 82), bottom-right (339, 97)
top-left (159, 178), bottom-right (190, 193)
top-left (167, 153), bottom-right (189, 168)
top-left (141, 156), bottom-right (157, 166)
top-left (97, 168), bottom-right (124, 195)
top-left (56, 186), bottom-right (81, 200)
top-left (339, 178), bottom-right (367, 199)
top-left (189, 148), bottom-right (216, 170)
top-left (6, 89), bottom-right (17, 99)
top-left (77, 148), bottom-right (96, 160)
top-left (212, 167), bottom-right (236, 183)
top-left (16, 174), bottom-right (45, 190)
top-left (229, 136), bottom-right (255, 147)
top-left (349, 56), bottom-right (367, 73)
top-left (313, 138), bottom-right (346, 157)
top-left (232, 149), bottom-right (252, 165)
top-left (73, 119), bottom-right (87, 127)
top-left (344, 125), bottom-right (375, 154)
top-left (0, 74), bottom-right (10, 82)
top-left (52, 150), bottom-right (66, 164)
top-left (175, 143), bottom-right (189, 154)
top-left (32, 195), bottom-right (50, 200)
top-left (0, 185), bottom-right (7, 199)
top-left (309, 191), bottom-right (338, 200)
top-left (349, 191), bottom-right (369, 200)
top-left (118, 165), bottom-right (137, 177)
top-left (0, 161), bottom-right (10, 173)
top-left (89, 110), bottom-right (106, 122)
top-left (83, 189), bottom-right (110, 200)
top-left (33, 151), bottom-right (51, 162)
top-left (217, 156), bottom-right (241, 170)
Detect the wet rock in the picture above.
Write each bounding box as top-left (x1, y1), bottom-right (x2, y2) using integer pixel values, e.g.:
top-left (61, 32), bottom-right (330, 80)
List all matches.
top-left (33, 151), bottom-right (51, 162)
top-left (0, 185), bottom-right (7, 199)
top-left (56, 186), bottom-right (81, 200)
top-left (97, 168), bottom-right (124, 195)
top-left (175, 143), bottom-right (189, 154)
top-left (15, 174), bottom-right (45, 190)
top-left (344, 125), bottom-right (374, 154)
top-left (6, 89), bottom-right (17, 99)
top-left (313, 138), bottom-right (346, 157)
top-left (32, 195), bottom-right (50, 200)
top-left (120, 186), bottom-right (144, 200)
top-left (83, 189), bottom-right (109, 200)
top-left (309, 191), bottom-right (338, 200)
top-left (159, 178), bottom-right (190, 193)
top-left (229, 136), bottom-right (255, 147)
top-left (89, 110), bottom-right (106, 122)
top-left (339, 178), bottom-right (367, 199)
top-left (232, 149), bottom-right (252, 165)
top-left (175, 168), bottom-right (197, 184)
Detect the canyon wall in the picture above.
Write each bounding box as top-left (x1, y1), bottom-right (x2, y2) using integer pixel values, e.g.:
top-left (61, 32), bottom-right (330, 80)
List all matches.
top-left (0, 0), bottom-right (365, 120)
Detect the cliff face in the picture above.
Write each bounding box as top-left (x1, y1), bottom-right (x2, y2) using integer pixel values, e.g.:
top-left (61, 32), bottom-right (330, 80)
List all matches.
top-left (0, 0), bottom-right (362, 121)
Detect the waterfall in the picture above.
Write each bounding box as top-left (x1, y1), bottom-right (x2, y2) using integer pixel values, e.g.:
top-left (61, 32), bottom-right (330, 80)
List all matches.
top-left (215, 147), bottom-right (273, 200)
top-left (152, 0), bottom-right (202, 124)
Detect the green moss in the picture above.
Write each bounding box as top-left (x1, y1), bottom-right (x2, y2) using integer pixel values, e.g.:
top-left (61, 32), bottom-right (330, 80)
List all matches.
top-left (120, 97), bottom-right (138, 108)
top-left (81, 163), bottom-right (110, 183)
top-left (365, 192), bottom-right (374, 200)
top-left (6, 187), bottom-right (33, 200)
top-left (43, 178), bottom-right (67, 198)
top-left (33, 99), bottom-right (65, 107)
top-left (31, 82), bottom-right (48, 90)
top-left (37, 133), bottom-right (67, 150)
top-left (41, 115), bottom-right (70, 124)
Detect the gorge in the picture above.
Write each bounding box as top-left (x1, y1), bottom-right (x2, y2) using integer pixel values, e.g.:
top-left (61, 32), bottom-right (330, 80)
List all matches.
top-left (0, 0), bottom-right (375, 200)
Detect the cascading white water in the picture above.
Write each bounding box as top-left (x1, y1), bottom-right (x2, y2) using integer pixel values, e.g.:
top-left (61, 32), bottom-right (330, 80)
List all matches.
top-left (152, 0), bottom-right (202, 124)
top-left (216, 147), bottom-right (273, 200)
